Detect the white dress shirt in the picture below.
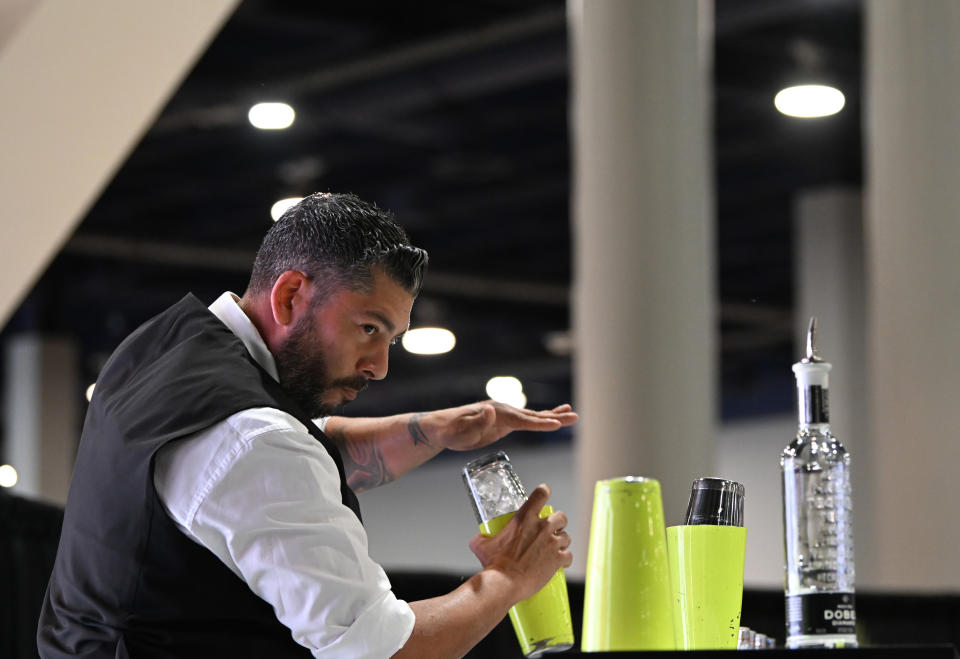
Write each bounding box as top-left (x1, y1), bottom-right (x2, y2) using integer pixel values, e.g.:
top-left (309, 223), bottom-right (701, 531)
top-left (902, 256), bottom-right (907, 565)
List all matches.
top-left (153, 292), bottom-right (415, 658)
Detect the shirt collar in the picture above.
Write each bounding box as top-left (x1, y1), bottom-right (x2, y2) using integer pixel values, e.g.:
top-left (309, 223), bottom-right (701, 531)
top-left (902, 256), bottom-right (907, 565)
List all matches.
top-left (208, 292), bottom-right (279, 382)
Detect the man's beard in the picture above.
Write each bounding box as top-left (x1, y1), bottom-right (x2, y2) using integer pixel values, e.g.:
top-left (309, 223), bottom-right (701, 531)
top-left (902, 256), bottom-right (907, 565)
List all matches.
top-left (273, 313), bottom-right (368, 418)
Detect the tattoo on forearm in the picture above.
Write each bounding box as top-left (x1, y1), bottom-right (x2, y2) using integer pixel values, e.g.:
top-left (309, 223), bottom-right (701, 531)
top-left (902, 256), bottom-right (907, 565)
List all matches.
top-left (408, 413), bottom-right (432, 448)
top-left (328, 428), bottom-right (391, 493)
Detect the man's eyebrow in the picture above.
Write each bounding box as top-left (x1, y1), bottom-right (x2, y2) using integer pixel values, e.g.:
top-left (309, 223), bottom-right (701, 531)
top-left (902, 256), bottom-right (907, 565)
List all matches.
top-left (367, 310), bottom-right (396, 335)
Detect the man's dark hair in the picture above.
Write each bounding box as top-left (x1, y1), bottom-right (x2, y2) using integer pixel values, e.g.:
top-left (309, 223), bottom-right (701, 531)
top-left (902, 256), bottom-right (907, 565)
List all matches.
top-left (246, 192), bottom-right (428, 301)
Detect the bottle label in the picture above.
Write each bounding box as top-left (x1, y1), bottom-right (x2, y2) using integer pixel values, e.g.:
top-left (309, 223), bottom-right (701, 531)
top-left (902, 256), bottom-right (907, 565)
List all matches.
top-left (786, 593), bottom-right (856, 637)
top-left (800, 385), bottom-right (830, 424)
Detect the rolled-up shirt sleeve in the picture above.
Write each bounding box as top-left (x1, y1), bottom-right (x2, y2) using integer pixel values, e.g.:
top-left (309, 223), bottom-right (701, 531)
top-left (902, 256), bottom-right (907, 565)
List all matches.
top-left (154, 407), bottom-right (415, 658)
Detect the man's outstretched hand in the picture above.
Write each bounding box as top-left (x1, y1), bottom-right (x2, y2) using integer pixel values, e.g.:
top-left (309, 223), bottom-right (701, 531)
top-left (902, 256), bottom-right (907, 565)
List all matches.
top-left (321, 401), bottom-right (577, 493)
top-left (438, 402), bottom-right (578, 452)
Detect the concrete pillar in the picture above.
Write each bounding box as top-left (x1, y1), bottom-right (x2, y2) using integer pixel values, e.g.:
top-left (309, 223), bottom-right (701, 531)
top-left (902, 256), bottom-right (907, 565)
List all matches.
top-left (4, 335), bottom-right (80, 504)
top-left (864, 0), bottom-right (960, 590)
top-left (569, 0), bottom-right (715, 572)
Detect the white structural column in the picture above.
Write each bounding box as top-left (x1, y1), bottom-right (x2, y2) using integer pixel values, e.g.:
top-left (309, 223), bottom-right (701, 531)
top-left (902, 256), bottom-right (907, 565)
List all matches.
top-left (793, 188), bottom-right (871, 578)
top-left (568, 0), bottom-right (715, 570)
top-left (4, 335), bottom-right (79, 504)
top-left (865, 1), bottom-right (960, 589)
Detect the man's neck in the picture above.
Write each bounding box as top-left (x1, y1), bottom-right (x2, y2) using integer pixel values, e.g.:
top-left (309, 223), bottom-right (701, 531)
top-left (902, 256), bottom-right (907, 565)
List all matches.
top-left (238, 294), bottom-right (277, 354)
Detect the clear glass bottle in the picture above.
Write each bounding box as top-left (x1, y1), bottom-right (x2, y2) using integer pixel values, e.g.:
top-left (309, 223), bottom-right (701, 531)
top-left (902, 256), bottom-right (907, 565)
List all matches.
top-left (781, 318), bottom-right (857, 649)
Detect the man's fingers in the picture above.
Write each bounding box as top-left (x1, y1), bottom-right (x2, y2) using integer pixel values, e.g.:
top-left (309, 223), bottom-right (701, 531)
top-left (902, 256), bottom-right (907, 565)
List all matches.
top-left (546, 510), bottom-right (568, 534)
top-left (516, 483), bottom-right (551, 520)
top-left (523, 416), bottom-right (562, 429)
top-left (532, 406), bottom-right (577, 427)
top-left (512, 407), bottom-right (577, 430)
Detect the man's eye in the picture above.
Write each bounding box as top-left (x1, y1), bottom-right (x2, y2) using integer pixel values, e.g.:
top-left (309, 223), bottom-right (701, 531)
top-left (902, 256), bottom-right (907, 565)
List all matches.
top-left (363, 325), bottom-right (377, 336)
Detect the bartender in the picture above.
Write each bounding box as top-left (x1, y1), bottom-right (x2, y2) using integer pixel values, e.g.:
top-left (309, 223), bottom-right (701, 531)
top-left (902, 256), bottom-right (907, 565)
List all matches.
top-left (38, 192), bottom-right (575, 658)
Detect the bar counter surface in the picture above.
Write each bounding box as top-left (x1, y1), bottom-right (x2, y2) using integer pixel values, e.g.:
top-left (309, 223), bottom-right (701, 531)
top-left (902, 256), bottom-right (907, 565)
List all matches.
top-left (559, 645), bottom-right (959, 658)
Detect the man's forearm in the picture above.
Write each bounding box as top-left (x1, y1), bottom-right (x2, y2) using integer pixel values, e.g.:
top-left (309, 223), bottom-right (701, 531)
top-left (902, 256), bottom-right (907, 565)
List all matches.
top-left (323, 412), bottom-right (446, 492)
top-left (324, 401), bottom-right (577, 492)
top-left (393, 569), bottom-right (518, 659)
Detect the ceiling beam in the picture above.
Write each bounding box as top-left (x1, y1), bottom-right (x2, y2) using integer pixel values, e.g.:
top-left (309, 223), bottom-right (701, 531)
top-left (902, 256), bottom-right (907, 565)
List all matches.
top-left (153, 8), bottom-right (566, 134)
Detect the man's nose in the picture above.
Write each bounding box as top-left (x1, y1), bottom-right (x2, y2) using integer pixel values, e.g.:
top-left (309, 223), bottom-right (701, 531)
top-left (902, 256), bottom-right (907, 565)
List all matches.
top-left (360, 344), bottom-right (390, 381)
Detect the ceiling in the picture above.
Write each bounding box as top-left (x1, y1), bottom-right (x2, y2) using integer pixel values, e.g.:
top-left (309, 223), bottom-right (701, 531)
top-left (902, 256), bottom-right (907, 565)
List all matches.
top-left (2, 0), bottom-right (863, 432)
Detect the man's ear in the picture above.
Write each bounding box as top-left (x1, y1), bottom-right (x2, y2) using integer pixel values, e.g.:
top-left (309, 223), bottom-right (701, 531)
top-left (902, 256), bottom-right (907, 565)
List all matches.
top-left (269, 270), bottom-right (310, 327)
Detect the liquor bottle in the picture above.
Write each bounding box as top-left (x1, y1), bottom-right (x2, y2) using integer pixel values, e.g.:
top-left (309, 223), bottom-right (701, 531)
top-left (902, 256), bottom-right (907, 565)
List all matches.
top-left (781, 318), bottom-right (857, 648)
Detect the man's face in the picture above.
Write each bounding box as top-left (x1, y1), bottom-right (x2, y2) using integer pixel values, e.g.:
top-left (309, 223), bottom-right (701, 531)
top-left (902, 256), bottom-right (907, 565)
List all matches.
top-left (274, 268), bottom-right (414, 418)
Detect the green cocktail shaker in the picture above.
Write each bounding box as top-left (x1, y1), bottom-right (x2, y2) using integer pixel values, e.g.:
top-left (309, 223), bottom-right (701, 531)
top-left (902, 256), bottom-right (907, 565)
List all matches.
top-left (581, 477), bottom-right (675, 651)
top-left (666, 477), bottom-right (747, 650)
top-left (463, 452), bottom-right (574, 657)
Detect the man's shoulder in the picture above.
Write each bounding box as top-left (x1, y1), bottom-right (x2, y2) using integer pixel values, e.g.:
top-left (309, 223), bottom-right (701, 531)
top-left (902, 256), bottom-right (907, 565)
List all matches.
top-left (156, 407), bottom-right (333, 505)
top-left (157, 408), bottom-right (322, 479)
top-left (94, 295), bottom-right (271, 423)
top-left (220, 406), bottom-right (316, 440)
top-left (98, 295), bottom-right (240, 385)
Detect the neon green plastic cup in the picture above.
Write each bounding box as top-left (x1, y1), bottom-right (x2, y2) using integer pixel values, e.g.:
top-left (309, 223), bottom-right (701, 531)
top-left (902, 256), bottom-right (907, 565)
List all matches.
top-left (479, 505), bottom-right (574, 657)
top-left (581, 477), bottom-right (675, 651)
top-left (666, 525), bottom-right (747, 650)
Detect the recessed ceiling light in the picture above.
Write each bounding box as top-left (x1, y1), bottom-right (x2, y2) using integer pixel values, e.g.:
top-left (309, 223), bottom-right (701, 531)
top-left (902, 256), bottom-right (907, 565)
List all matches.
top-left (485, 376), bottom-right (527, 409)
top-left (248, 102), bottom-right (295, 129)
top-left (271, 197), bottom-right (303, 221)
top-left (0, 464), bottom-right (18, 488)
top-left (402, 327), bottom-right (456, 355)
top-left (774, 85), bottom-right (845, 118)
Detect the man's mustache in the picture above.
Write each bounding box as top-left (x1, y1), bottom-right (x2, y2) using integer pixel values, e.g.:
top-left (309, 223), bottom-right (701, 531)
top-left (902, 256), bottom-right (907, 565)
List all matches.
top-left (331, 376), bottom-right (369, 393)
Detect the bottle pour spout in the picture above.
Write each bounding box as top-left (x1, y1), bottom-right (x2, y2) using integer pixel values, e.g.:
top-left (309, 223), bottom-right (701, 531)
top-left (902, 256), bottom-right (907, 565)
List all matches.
top-left (801, 316), bottom-right (824, 364)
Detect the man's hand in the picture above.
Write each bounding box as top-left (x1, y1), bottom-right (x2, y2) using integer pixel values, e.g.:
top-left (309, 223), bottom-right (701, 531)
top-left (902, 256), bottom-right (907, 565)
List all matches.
top-left (468, 484), bottom-right (573, 602)
top-left (396, 486), bottom-right (572, 659)
top-left (323, 402), bottom-right (577, 492)
top-left (437, 402), bottom-right (578, 452)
